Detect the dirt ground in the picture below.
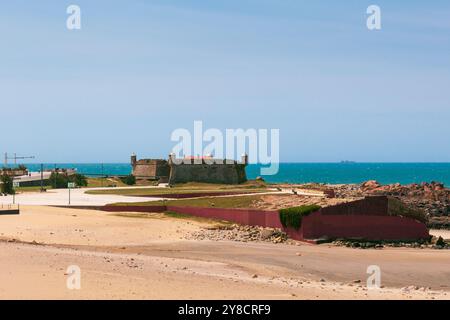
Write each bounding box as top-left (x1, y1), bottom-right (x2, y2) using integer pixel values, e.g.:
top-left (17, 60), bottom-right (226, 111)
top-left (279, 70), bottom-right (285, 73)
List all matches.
top-left (0, 206), bottom-right (448, 300)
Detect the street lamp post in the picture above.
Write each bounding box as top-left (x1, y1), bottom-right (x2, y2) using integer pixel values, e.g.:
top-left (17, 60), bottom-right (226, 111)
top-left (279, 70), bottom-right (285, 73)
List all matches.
top-left (40, 163), bottom-right (44, 192)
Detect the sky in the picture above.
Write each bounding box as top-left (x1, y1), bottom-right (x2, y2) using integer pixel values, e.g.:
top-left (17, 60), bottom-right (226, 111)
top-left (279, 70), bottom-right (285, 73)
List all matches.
top-left (0, 0), bottom-right (449, 163)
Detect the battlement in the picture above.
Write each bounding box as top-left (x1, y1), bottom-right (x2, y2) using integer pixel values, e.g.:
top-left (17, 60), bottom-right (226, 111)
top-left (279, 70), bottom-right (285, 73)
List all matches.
top-left (131, 153), bottom-right (248, 184)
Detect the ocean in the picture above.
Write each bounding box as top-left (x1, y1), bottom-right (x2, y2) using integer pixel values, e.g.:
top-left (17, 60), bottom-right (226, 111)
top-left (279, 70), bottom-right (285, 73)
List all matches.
top-left (18, 163), bottom-right (450, 187)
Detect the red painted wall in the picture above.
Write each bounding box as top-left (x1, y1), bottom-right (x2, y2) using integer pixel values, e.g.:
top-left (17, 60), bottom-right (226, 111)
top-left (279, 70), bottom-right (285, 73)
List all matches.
top-left (167, 203), bottom-right (429, 241)
top-left (98, 196), bottom-right (429, 241)
top-left (295, 211), bottom-right (429, 241)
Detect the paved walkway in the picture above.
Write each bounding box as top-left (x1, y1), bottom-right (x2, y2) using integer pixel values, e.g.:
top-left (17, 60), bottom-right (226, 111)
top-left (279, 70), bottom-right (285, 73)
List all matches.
top-left (0, 186), bottom-right (164, 206)
top-left (0, 186), bottom-right (286, 207)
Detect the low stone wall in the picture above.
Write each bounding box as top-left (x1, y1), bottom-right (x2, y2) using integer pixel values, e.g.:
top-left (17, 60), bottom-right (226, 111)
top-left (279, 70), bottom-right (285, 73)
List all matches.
top-left (102, 205), bottom-right (167, 213)
top-left (167, 206), bottom-right (282, 227)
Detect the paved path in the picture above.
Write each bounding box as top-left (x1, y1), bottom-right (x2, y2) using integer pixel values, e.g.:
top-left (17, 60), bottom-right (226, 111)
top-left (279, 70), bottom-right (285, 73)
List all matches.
top-left (0, 186), bottom-right (164, 206)
top-left (0, 186), bottom-right (287, 207)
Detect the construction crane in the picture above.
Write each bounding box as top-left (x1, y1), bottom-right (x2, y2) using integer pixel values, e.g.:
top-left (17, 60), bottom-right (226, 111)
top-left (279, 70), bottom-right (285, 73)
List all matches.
top-left (3, 153), bottom-right (35, 166)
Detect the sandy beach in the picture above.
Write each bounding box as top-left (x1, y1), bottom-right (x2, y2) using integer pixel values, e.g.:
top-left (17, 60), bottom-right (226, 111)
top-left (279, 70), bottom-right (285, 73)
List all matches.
top-left (0, 205), bottom-right (448, 300)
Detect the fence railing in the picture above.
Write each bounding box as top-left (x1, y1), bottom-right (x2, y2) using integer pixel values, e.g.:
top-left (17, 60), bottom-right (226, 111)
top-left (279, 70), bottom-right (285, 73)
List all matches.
top-left (0, 203), bottom-right (20, 211)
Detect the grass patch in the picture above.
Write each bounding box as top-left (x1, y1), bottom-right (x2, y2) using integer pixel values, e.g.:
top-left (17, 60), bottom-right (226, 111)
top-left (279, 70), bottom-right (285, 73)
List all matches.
top-left (110, 194), bottom-right (263, 209)
top-left (86, 177), bottom-right (127, 188)
top-left (86, 182), bottom-right (267, 196)
top-left (16, 186), bottom-right (53, 193)
top-left (112, 210), bottom-right (231, 226)
top-left (279, 205), bottom-right (322, 230)
top-left (164, 211), bottom-right (233, 226)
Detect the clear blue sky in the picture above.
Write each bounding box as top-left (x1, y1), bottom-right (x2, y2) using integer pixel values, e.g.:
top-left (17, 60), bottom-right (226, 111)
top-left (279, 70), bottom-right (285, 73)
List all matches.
top-left (1, 0), bottom-right (449, 163)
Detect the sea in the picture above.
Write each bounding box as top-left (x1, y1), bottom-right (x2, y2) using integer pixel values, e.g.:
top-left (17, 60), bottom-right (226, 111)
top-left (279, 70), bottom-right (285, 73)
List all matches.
top-left (18, 163), bottom-right (450, 187)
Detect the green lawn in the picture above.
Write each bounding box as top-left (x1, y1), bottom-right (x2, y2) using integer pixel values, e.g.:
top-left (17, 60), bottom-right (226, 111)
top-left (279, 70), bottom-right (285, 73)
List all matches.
top-left (110, 194), bottom-right (264, 209)
top-left (86, 177), bottom-right (128, 188)
top-left (86, 181), bottom-right (268, 196)
top-left (16, 186), bottom-right (53, 193)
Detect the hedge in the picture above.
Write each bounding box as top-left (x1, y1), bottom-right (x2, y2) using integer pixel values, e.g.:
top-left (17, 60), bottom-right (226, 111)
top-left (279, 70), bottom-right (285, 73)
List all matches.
top-left (279, 205), bottom-right (321, 230)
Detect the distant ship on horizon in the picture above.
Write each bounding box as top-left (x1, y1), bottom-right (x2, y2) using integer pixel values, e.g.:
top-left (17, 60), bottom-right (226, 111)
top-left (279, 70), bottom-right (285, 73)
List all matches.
top-left (340, 160), bottom-right (356, 164)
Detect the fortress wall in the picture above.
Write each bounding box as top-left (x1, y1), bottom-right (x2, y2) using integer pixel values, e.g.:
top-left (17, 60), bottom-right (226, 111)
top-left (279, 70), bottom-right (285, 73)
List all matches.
top-left (169, 163), bottom-right (247, 184)
top-left (132, 160), bottom-right (169, 179)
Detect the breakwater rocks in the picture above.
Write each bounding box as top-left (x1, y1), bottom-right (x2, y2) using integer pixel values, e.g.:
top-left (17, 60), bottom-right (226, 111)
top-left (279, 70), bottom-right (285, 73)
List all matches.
top-left (187, 224), bottom-right (292, 244)
top-left (333, 181), bottom-right (450, 229)
top-left (332, 236), bottom-right (449, 250)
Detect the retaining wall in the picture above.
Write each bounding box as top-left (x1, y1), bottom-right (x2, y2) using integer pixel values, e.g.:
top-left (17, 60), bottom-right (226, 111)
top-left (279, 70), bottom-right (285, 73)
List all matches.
top-left (96, 196), bottom-right (429, 241)
top-left (0, 209), bottom-right (20, 215)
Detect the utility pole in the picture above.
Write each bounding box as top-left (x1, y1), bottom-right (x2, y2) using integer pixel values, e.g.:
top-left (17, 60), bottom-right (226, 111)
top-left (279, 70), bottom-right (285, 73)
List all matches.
top-left (12, 180), bottom-right (19, 205)
top-left (54, 164), bottom-right (57, 189)
top-left (40, 163), bottom-right (44, 192)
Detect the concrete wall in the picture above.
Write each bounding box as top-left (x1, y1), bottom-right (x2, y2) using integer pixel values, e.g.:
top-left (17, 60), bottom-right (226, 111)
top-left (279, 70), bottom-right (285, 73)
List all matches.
top-left (299, 211), bottom-right (429, 241)
top-left (167, 206), bottom-right (280, 227)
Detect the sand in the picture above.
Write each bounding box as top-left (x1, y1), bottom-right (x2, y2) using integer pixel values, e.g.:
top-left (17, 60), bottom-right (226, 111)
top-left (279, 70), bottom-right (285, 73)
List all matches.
top-left (0, 206), bottom-right (448, 300)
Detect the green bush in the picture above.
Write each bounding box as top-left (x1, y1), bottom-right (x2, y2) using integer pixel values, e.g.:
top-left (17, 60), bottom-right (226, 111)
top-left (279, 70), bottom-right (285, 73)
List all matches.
top-left (279, 205), bottom-right (321, 230)
top-left (120, 174), bottom-right (136, 186)
top-left (0, 174), bottom-right (14, 194)
top-left (71, 174), bottom-right (88, 187)
top-left (48, 173), bottom-right (88, 189)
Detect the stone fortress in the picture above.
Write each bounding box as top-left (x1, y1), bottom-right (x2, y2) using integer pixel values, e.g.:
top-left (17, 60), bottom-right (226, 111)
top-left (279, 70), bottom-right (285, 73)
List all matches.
top-left (131, 153), bottom-right (248, 185)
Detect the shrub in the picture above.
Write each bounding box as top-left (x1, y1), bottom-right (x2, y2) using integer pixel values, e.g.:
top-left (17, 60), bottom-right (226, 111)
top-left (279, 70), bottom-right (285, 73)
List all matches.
top-left (48, 172), bottom-right (67, 188)
top-left (435, 236), bottom-right (446, 247)
top-left (120, 174), bottom-right (136, 186)
top-left (71, 173), bottom-right (88, 187)
top-left (48, 172), bottom-right (88, 188)
top-left (279, 205), bottom-right (321, 230)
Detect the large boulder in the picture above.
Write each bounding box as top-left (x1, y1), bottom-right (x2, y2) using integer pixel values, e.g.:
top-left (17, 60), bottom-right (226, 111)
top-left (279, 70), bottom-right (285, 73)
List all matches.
top-left (361, 180), bottom-right (381, 190)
